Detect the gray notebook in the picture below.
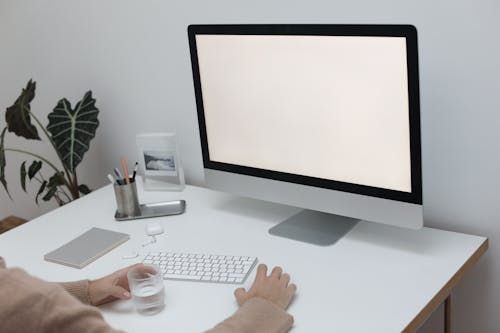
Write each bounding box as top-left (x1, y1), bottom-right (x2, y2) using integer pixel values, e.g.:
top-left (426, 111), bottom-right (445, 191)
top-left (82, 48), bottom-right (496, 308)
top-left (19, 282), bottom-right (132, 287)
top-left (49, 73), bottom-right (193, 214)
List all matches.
top-left (44, 227), bottom-right (129, 268)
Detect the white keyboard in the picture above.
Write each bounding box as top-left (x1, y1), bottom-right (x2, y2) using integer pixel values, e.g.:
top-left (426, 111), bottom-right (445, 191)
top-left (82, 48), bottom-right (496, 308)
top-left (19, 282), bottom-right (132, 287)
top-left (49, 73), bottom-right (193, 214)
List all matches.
top-left (143, 251), bottom-right (258, 284)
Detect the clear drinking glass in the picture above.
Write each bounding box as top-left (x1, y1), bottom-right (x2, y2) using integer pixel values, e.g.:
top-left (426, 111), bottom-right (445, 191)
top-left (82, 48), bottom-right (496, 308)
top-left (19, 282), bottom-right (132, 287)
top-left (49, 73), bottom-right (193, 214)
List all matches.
top-left (127, 264), bottom-right (165, 315)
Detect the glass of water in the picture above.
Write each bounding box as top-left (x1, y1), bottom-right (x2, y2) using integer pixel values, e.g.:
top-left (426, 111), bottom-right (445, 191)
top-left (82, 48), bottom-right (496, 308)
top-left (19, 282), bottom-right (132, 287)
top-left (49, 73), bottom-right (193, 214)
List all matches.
top-left (127, 264), bottom-right (165, 315)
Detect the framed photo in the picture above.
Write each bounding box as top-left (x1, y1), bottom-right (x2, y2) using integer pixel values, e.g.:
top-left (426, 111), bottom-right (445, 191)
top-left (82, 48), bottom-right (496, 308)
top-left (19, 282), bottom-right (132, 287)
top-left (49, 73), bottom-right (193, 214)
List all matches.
top-left (143, 150), bottom-right (177, 176)
top-left (136, 133), bottom-right (185, 191)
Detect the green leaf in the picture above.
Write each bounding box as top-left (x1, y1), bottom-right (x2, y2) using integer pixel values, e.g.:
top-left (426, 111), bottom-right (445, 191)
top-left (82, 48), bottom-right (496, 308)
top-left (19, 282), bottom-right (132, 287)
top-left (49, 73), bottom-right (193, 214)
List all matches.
top-left (47, 91), bottom-right (99, 172)
top-left (0, 127), bottom-right (11, 199)
top-left (20, 161), bottom-right (27, 192)
top-left (5, 80), bottom-right (41, 140)
top-left (48, 172), bottom-right (65, 187)
top-left (35, 180), bottom-right (47, 205)
top-left (28, 160), bottom-right (42, 179)
top-left (78, 184), bottom-right (91, 195)
top-left (42, 186), bottom-right (57, 202)
top-left (42, 172), bottom-right (65, 203)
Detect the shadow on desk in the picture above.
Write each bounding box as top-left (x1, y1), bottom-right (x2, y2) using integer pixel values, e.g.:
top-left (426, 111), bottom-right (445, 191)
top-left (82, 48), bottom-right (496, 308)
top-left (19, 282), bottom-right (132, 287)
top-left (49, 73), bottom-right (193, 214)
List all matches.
top-left (214, 196), bottom-right (443, 253)
top-left (214, 197), bottom-right (301, 224)
top-left (347, 222), bottom-right (458, 255)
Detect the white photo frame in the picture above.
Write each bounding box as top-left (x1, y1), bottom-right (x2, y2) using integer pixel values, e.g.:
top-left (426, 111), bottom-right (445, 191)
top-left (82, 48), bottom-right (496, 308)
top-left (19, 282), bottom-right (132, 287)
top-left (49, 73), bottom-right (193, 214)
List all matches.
top-left (136, 133), bottom-right (185, 191)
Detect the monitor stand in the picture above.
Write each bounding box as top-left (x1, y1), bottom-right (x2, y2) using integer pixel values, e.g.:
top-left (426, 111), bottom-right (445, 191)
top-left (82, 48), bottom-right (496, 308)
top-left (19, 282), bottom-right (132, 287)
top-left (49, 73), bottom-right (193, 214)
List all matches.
top-left (268, 210), bottom-right (359, 246)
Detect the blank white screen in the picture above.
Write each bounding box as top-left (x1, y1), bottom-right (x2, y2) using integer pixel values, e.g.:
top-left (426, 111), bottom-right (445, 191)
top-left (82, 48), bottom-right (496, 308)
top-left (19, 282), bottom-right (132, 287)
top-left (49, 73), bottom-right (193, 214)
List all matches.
top-left (196, 35), bottom-right (412, 192)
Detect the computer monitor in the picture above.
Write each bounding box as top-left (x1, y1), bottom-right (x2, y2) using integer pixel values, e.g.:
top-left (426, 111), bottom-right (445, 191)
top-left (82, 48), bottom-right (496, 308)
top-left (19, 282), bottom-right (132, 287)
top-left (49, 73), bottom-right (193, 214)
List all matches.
top-left (188, 24), bottom-right (422, 245)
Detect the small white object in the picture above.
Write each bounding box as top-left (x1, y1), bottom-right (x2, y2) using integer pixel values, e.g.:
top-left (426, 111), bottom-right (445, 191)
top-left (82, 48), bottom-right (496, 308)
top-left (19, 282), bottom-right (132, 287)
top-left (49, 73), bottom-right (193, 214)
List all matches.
top-left (107, 174), bottom-right (116, 184)
top-left (122, 251), bottom-right (139, 259)
top-left (142, 251), bottom-right (257, 284)
top-left (145, 222), bottom-right (164, 236)
top-left (142, 236), bottom-right (157, 247)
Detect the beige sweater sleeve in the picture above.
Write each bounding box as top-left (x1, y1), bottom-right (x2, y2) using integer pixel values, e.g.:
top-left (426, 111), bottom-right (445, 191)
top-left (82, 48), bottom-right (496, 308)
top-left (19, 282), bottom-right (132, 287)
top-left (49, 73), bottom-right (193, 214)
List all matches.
top-left (59, 279), bottom-right (92, 304)
top-left (0, 257), bottom-right (293, 333)
top-left (0, 257), bottom-right (122, 333)
top-left (205, 298), bottom-right (294, 333)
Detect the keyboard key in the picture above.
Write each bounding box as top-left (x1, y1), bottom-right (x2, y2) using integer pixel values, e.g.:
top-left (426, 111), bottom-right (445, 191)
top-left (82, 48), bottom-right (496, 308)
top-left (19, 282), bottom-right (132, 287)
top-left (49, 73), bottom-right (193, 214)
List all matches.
top-left (229, 273), bottom-right (246, 279)
top-left (165, 274), bottom-right (202, 281)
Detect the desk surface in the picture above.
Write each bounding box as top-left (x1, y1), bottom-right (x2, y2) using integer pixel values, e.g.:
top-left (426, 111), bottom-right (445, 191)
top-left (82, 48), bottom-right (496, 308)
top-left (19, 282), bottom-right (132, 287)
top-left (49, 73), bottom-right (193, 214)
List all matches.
top-left (0, 183), bottom-right (488, 332)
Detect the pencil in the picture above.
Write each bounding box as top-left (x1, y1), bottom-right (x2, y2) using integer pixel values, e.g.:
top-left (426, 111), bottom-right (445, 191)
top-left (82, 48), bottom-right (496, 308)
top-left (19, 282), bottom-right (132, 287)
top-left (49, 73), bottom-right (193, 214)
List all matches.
top-left (121, 156), bottom-right (130, 184)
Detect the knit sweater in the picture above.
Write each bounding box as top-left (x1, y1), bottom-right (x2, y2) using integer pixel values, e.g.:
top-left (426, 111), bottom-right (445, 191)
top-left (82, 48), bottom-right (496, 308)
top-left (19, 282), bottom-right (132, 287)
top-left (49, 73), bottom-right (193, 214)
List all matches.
top-left (0, 257), bottom-right (293, 333)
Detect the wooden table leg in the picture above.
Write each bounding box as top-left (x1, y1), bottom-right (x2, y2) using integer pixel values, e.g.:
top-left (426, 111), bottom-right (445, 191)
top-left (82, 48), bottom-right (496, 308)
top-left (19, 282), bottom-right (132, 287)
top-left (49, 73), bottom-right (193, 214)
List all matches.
top-left (444, 295), bottom-right (451, 333)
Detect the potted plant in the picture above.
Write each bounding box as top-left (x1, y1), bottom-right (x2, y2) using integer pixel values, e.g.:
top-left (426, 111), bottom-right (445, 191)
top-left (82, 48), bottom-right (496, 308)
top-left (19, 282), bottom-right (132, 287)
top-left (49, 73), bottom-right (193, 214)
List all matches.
top-left (0, 80), bottom-right (100, 205)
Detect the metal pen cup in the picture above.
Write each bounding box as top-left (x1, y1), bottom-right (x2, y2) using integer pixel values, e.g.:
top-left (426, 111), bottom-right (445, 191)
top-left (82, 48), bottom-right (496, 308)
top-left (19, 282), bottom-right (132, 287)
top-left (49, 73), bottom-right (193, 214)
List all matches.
top-left (114, 181), bottom-right (141, 218)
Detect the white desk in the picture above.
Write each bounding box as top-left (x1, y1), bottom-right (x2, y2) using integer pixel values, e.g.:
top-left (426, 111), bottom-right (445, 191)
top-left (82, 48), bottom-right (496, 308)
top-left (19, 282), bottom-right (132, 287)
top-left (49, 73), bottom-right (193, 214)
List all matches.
top-left (0, 183), bottom-right (487, 332)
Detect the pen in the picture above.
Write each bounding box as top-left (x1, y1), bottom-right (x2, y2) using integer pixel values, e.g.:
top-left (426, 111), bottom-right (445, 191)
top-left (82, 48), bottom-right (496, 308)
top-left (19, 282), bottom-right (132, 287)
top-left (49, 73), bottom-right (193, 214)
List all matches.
top-left (121, 156), bottom-right (130, 185)
top-left (132, 162), bottom-right (138, 181)
top-left (113, 168), bottom-right (123, 185)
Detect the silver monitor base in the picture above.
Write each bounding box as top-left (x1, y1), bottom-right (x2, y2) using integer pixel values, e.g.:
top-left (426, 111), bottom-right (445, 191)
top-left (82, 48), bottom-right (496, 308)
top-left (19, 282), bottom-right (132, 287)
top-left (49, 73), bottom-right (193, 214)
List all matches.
top-left (268, 210), bottom-right (358, 246)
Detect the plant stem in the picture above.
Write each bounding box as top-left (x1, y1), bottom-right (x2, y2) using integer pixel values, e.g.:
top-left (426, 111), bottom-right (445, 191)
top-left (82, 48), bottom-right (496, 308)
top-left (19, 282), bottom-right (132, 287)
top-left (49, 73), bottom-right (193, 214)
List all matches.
top-left (59, 185), bottom-right (72, 202)
top-left (2, 147), bottom-right (77, 201)
top-left (60, 190), bottom-right (71, 202)
top-left (33, 175), bottom-right (68, 206)
top-left (3, 148), bottom-right (60, 174)
top-left (36, 174), bottom-right (71, 203)
top-left (72, 170), bottom-right (80, 199)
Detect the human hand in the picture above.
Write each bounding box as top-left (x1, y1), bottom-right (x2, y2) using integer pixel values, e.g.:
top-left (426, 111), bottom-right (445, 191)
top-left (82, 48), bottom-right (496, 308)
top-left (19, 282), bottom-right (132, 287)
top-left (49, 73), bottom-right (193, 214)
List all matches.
top-left (234, 264), bottom-right (297, 310)
top-left (88, 263), bottom-right (152, 306)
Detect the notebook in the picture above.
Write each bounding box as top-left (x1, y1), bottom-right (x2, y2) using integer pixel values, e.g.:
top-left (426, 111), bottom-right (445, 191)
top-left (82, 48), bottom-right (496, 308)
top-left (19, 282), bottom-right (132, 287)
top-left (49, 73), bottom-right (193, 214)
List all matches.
top-left (44, 227), bottom-right (129, 268)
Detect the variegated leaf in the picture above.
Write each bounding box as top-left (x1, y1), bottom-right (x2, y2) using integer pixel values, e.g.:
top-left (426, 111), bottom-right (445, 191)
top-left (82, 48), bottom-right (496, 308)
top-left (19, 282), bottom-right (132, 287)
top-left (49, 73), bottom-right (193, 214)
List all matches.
top-left (47, 91), bottom-right (99, 172)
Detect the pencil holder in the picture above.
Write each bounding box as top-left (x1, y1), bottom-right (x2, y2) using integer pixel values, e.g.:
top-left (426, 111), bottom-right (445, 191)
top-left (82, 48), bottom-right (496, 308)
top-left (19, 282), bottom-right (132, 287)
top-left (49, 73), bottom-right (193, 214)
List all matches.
top-left (113, 181), bottom-right (141, 218)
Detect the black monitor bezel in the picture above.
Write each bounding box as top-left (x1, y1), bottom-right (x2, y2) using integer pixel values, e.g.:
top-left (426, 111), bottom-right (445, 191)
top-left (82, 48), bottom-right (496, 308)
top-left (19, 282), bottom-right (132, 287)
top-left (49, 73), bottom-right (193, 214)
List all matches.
top-left (188, 24), bottom-right (422, 205)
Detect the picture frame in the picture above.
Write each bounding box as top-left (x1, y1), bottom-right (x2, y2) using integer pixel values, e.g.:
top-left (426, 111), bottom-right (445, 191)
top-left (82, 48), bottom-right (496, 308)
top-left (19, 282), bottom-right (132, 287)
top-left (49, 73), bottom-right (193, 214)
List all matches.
top-left (136, 133), bottom-right (185, 191)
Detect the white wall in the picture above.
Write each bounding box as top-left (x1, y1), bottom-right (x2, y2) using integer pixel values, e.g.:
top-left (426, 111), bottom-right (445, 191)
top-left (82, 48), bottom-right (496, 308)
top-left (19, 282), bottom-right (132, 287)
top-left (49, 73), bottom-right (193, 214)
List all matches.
top-left (1, 1), bottom-right (499, 332)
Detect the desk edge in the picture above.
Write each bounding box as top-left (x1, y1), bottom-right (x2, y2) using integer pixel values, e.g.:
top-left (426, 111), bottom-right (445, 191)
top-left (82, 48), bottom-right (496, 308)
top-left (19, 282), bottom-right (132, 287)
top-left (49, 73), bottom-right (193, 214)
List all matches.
top-left (402, 238), bottom-right (489, 332)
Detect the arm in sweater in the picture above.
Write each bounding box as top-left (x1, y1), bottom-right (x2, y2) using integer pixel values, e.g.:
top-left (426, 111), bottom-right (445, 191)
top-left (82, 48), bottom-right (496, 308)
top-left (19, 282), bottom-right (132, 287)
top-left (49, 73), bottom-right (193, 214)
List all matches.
top-left (0, 257), bottom-right (293, 333)
top-left (206, 298), bottom-right (293, 333)
top-left (58, 278), bottom-right (293, 332)
top-left (0, 264), bottom-right (122, 333)
top-left (59, 279), bottom-right (92, 303)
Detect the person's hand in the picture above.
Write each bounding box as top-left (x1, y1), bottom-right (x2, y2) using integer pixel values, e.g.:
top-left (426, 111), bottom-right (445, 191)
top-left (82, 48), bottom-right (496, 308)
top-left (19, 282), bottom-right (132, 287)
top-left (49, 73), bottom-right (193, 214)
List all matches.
top-left (88, 263), bottom-right (145, 306)
top-left (234, 264), bottom-right (297, 309)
